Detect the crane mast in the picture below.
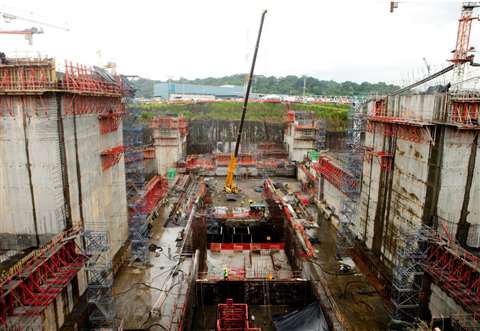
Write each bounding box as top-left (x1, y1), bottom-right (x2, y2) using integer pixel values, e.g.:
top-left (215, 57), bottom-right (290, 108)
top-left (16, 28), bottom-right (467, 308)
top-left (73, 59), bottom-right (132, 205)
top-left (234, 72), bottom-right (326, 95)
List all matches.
top-left (449, 2), bottom-right (480, 85)
top-left (224, 10), bottom-right (267, 194)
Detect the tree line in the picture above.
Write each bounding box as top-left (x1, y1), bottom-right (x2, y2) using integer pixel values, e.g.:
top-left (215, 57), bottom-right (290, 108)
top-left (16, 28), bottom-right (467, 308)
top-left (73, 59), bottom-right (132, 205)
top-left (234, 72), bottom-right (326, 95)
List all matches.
top-left (131, 74), bottom-right (399, 98)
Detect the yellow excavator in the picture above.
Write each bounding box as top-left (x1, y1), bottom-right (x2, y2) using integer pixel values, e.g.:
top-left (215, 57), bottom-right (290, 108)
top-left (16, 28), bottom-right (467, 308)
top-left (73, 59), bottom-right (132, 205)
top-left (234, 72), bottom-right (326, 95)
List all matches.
top-left (224, 10), bottom-right (267, 195)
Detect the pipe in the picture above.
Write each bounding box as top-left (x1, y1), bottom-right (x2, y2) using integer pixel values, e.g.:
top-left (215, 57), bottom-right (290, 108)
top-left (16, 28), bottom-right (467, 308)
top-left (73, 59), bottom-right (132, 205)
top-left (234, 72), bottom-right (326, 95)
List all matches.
top-left (389, 65), bottom-right (455, 96)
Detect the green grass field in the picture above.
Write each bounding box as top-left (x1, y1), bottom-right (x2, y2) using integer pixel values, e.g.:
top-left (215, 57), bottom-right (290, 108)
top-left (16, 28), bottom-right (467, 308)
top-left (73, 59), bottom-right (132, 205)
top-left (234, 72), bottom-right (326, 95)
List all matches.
top-left (132, 101), bottom-right (350, 130)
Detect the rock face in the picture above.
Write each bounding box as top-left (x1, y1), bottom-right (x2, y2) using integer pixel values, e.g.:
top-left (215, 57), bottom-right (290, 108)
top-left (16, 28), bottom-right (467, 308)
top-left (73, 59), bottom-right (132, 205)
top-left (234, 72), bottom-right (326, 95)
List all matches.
top-left (187, 120), bottom-right (285, 154)
top-left (187, 119), bottom-right (349, 154)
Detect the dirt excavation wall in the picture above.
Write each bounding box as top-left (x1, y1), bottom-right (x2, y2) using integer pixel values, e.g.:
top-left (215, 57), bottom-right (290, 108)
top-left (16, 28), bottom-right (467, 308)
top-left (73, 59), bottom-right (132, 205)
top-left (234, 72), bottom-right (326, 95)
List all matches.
top-left (187, 120), bottom-right (285, 154)
top-left (187, 119), bottom-right (348, 154)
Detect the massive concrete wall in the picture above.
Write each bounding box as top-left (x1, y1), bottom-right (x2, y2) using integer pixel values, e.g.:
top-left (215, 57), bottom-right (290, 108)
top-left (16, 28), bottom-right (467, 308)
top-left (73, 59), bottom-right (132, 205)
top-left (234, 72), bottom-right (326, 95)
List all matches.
top-left (67, 114), bottom-right (128, 256)
top-left (355, 125), bottom-right (383, 249)
top-left (383, 137), bottom-right (430, 261)
top-left (153, 128), bottom-right (186, 176)
top-left (386, 93), bottom-right (445, 123)
top-left (284, 125), bottom-right (317, 162)
top-left (437, 129), bottom-right (480, 247)
top-left (357, 94), bottom-right (480, 321)
top-left (0, 97), bottom-right (66, 249)
top-left (0, 95), bottom-right (128, 257)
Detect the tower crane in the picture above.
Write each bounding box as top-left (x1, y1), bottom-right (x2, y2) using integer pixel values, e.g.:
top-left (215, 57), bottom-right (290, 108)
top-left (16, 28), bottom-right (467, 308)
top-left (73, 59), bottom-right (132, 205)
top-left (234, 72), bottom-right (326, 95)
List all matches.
top-left (224, 10), bottom-right (267, 195)
top-left (448, 2), bottom-right (480, 84)
top-left (390, 2), bottom-right (480, 89)
top-left (0, 10), bottom-right (68, 45)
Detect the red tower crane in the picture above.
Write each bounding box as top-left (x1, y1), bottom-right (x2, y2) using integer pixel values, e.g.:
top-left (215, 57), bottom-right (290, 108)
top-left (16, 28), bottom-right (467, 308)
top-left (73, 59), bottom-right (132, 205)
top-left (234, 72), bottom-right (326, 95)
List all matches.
top-left (449, 2), bottom-right (480, 83)
top-left (0, 10), bottom-right (68, 45)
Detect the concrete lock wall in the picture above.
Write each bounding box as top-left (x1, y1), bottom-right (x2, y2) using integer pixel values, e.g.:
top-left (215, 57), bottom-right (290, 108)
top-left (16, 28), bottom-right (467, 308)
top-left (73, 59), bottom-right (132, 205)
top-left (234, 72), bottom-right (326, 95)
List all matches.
top-left (154, 135), bottom-right (186, 176)
top-left (356, 128), bottom-right (383, 249)
top-left (436, 128), bottom-right (472, 238)
top-left (323, 180), bottom-right (346, 218)
top-left (0, 97), bottom-right (66, 249)
top-left (437, 128), bottom-right (480, 247)
top-left (429, 283), bottom-right (467, 319)
top-left (383, 137), bottom-right (430, 262)
top-left (0, 94), bottom-right (128, 256)
top-left (468, 136), bottom-right (480, 246)
top-left (285, 126), bottom-right (316, 162)
top-left (68, 112), bottom-right (128, 256)
top-left (387, 93), bottom-right (445, 122)
top-left (42, 281), bottom-right (77, 331)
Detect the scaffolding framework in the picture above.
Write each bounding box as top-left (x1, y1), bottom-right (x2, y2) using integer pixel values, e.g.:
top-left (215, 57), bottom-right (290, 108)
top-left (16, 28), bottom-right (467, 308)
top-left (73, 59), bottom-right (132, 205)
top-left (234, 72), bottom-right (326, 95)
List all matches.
top-left (338, 101), bottom-right (366, 256)
top-left (124, 127), bottom-right (150, 264)
top-left (391, 230), bottom-right (426, 324)
top-left (84, 229), bottom-right (115, 329)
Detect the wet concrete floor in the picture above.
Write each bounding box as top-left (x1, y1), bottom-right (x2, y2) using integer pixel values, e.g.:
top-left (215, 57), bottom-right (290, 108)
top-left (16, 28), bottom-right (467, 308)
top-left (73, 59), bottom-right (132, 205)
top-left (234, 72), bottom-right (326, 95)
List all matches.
top-left (307, 218), bottom-right (391, 330)
top-left (113, 206), bottom-right (191, 330)
top-left (113, 177), bottom-right (390, 330)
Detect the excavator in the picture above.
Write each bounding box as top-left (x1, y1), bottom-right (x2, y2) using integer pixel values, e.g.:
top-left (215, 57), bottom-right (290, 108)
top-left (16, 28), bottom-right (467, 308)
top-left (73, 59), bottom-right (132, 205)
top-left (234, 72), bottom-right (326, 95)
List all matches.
top-left (224, 10), bottom-right (267, 196)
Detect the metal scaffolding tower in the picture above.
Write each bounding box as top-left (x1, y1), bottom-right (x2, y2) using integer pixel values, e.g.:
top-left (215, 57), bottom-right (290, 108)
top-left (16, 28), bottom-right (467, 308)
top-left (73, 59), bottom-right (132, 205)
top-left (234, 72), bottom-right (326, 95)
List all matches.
top-left (316, 118), bottom-right (327, 150)
top-left (391, 229), bottom-right (426, 326)
top-left (124, 127), bottom-right (150, 265)
top-left (85, 228), bottom-right (115, 329)
top-left (337, 101), bottom-right (366, 256)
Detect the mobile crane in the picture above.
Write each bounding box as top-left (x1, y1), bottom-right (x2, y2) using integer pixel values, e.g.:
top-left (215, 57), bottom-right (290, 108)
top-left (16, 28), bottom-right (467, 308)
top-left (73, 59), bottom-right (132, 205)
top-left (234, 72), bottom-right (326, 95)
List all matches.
top-left (224, 10), bottom-right (267, 195)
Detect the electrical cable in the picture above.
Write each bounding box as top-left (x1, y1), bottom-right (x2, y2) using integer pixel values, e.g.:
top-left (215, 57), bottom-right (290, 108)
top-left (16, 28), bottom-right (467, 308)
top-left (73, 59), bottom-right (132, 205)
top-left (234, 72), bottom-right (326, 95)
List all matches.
top-left (307, 258), bottom-right (359, 276)
top-left (113, 282), bottom-right (168, 297)
top-left (145, 322), bottom-right (168, 330)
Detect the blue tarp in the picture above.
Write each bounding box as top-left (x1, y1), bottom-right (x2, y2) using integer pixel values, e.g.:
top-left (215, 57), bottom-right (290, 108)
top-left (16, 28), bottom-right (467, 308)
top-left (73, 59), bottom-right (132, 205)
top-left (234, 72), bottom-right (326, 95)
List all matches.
top-left (273, 302), bottom-right (329, 331)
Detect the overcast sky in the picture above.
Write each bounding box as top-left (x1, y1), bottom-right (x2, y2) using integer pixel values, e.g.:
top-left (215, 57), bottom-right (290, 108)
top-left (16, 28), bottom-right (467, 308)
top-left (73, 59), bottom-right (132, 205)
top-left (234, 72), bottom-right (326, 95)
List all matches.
top-left (0, 1), bottom-right (472, 84)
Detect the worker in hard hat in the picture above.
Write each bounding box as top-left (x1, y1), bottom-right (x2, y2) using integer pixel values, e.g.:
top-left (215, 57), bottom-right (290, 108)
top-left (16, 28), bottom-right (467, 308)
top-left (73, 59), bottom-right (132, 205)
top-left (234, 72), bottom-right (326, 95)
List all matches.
top-left (223, 266), bottom-right (229, 280)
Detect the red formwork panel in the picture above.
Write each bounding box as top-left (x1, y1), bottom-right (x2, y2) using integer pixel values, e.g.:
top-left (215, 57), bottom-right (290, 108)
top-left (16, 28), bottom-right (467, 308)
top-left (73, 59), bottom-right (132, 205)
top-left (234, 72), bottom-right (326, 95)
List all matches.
top-left (0, 228), bottom-right (86, 326)
top-left (422, 229), bottom-right (480, 321)
top-left (208, 243), bottom-right (285, 251)
top-left (98, 111), bottom-right (124, 134)
top-left (312, 156), bottom-right (359, 194)
top-left (216, 299), bottom-right (249, 331)
top-left (100, 145), bottom-right (125, 171)
top-left (61, 61), bottom-right (123, 96)
top-left (143, 176), bottom-right (168, 214)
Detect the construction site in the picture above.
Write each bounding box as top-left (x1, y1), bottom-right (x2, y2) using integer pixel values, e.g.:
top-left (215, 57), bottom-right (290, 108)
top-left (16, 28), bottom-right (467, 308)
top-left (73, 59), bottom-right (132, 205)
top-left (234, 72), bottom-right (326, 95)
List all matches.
top-left (2, 2), bottom-right (480, 331)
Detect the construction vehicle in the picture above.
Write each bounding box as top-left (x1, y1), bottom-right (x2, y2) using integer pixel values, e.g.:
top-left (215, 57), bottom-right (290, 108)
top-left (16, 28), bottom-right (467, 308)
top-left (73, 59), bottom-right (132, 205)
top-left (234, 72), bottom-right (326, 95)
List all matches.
top-left (224, 10), bottom-right (267, 195)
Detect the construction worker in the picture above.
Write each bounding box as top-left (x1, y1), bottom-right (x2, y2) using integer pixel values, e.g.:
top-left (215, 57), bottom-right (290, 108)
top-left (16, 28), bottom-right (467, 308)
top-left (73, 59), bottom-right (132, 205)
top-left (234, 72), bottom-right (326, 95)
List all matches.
top-left (223, 266), bottom-right (229, 280)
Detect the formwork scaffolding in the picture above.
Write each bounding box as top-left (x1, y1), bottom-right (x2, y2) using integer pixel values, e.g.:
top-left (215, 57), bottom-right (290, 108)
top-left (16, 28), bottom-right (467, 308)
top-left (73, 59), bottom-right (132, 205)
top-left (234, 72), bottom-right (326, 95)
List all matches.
top-left (0, 228), bottom-right (86, 330)
top-left (419, 225), bottom-right (480, 329)
top-left (390, 223), bottom-right (480, 329)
